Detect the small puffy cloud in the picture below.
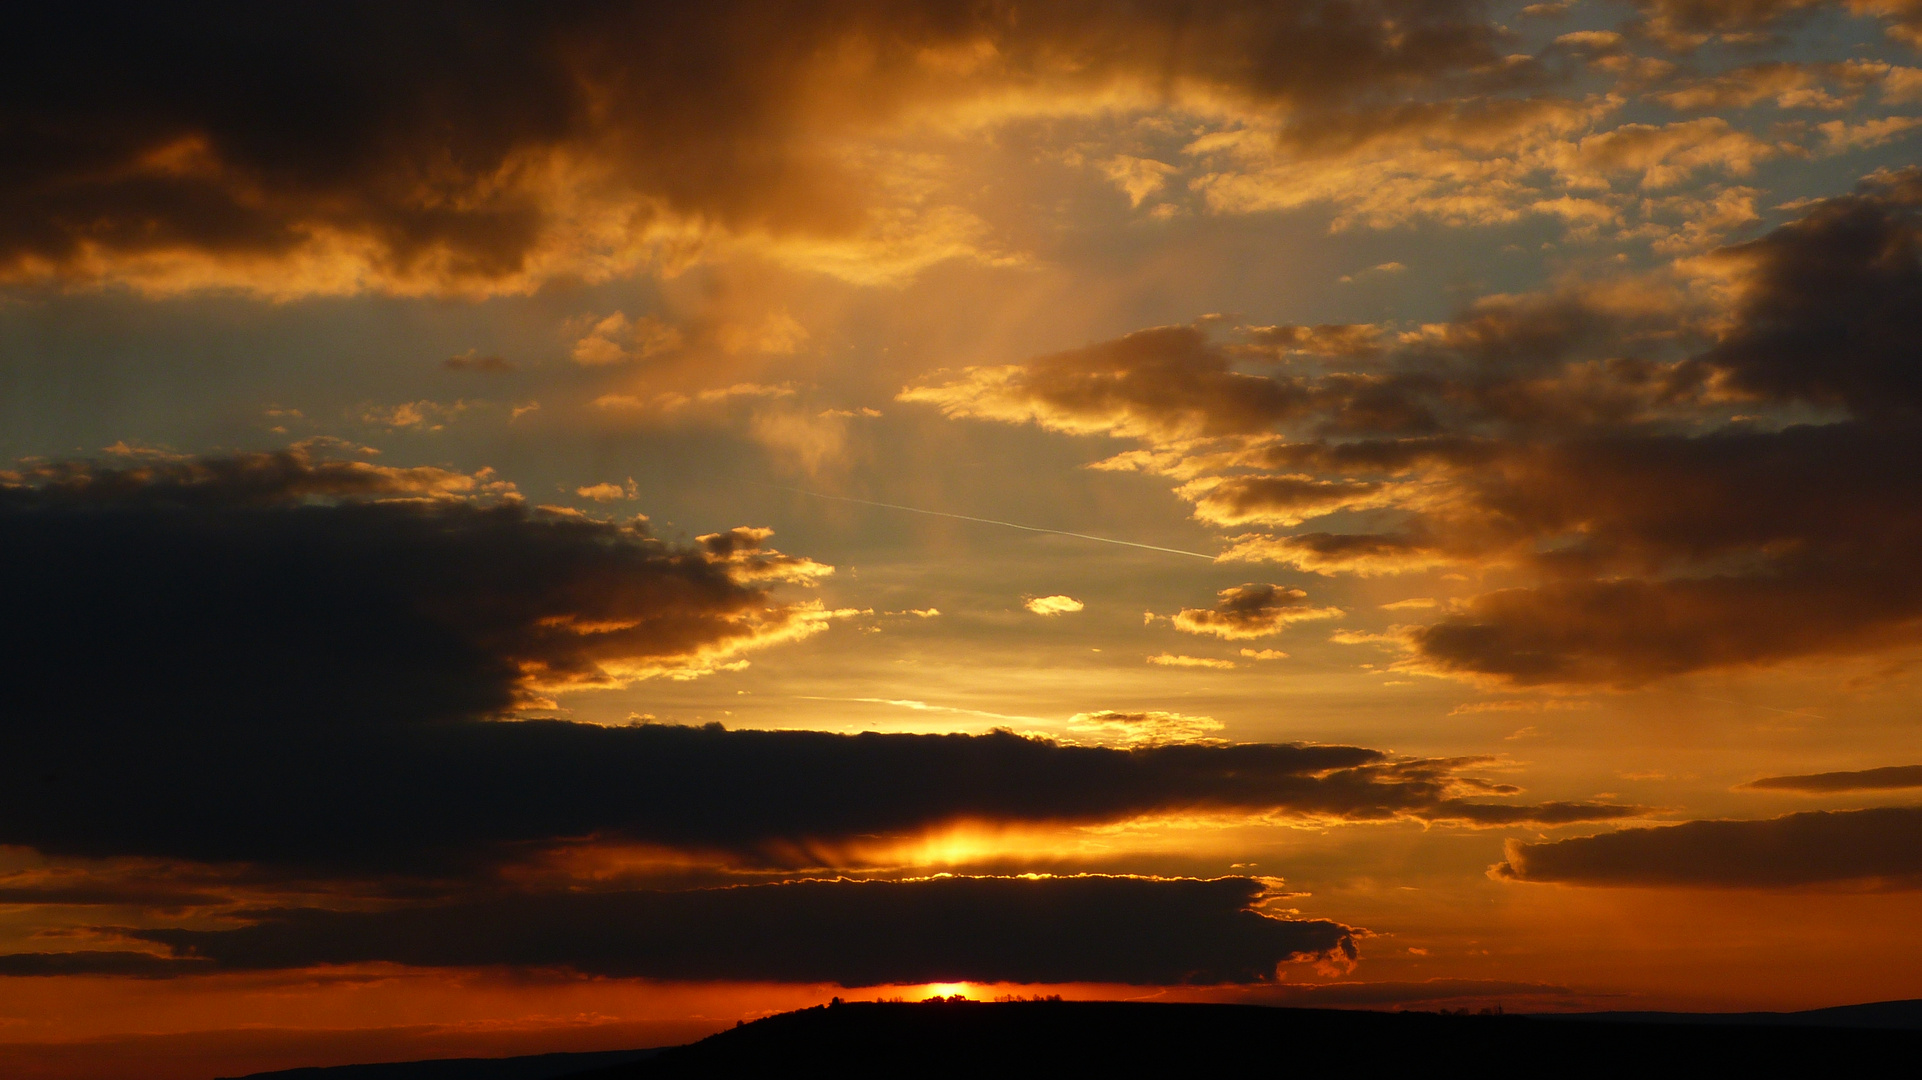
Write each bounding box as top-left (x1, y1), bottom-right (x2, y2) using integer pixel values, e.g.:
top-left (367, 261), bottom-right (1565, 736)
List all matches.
top-left (1101, 156), bottom-right (1180, 208)
top-left (1240, 323), bottom-right (1385, 359)
top-left (1337, 262), bottom-right (1407, 283)
top-left (576, 478), bottom-right (638, 502)
top-left (1025, 594), bottom-right (1085, 616)
top-left (1239, 648), bottom-right (1289, 660)
top-left (1066, 710), bottom-right (1225, 745)
top-left (571, 312), bottom-right (685, 366)
top-left (1170, 584), bottom-right (1342, 639)
top-left (359, 399), bottom-right (474, 431)
top-left (698, 526), bottom-right (835, 584)
top-left (1147, 653), bottom-right (1237, 670)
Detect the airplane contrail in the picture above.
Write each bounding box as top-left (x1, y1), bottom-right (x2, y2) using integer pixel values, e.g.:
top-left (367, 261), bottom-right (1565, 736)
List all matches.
top-left (776, 486), bottom-right (1217, 560)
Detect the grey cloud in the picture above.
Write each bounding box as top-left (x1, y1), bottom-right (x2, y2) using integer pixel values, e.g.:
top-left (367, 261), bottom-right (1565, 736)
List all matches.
top-left (1494, 807), bottom-right (1922, 887)
top-left (914, 173), bottom-right (1922, 686)
top-left (109, 875), bottom-right (1354, 986)
top-left (1741, 765), bottom-right (1922, 793)
top-left (0, 1), bottom-right (1509, 294)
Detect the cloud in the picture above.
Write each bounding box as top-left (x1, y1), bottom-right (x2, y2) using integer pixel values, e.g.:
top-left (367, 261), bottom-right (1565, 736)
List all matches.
top-left (0, 448), bottom-right (1637, 875)
top-left (1, 727), bottom-right (1641, 877)
top-left (1181, 474), bottom-right (1394, 527)
top-left (359, 399), bottom-right (475, 431)
top-left (1241, 323), bottom-right (1385, 358)
top-left (1147, 653), bottom-right (1238, 670)
top-left (0, 2), bottom-right (1512, 296)
top-left (1101, 156), bottom-right (1179, 208)
top-left (1633, 1), bottom-right (1922, 50)
top-left (1653, 60), bottom-right (1903, 111)
top-left (747, 408), bottom-right (856, 478)
top-left (0, 952), bottom-right (190, 978)
top-left (577, 478), bottom-right (638, 502)
top-left (1025, 595), bottom-right (1085, 616)
top-left (1065, 711), bottom-right (1225, 746)
top-left (571, 313), bottom-right (686, 366)
top-left (1169, 584), bottom-right (1342, 640)
top-left (0, 448), bottom-right (839, 731)
top-left (1740, 765), bottom-right (1922, 792)
top-left (910, 172), bottom-right (1922, 687)
top-left (1494, 807), bottom-right (1922, 887)
top-left (1684, 169), bottom-right (1922, 417)
top-left (902, 325), bottom-right (1310, 442)
top-left (89, 875), bottom-right (1352, 986)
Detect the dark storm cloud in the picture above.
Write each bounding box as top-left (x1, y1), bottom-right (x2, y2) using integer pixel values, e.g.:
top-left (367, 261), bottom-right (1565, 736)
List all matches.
top-left (0, 447), bottom-right (1636, 873)
top-left (1493, 807), bottom-right (1922, 887)
top-left (1684, 169), bottom-right (1922, 417)
top-left (1741, 765), bottom-right (1922, 792)
top-left (911, 171), bottom-right (1922, 686)
top-left (100, 875), bottom-right (1352, 985)
top-left (0, 0), bottom-right (1506, 293)
top-left (0, 447), bottom-right (830, 727)
top-left (3, 715), bottom-right (1639, 872)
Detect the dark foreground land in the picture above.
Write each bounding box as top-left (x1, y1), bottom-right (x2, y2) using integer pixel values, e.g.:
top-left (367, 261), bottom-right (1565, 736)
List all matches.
top-left (238, 998), bottom-right (1922, 1080)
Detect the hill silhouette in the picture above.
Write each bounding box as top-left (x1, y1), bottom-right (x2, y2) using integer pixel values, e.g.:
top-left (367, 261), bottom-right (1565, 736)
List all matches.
top-left (233, 998), bottom-right (1922, 1079)
top-left (566, 999), bottom-right (1922, 1078)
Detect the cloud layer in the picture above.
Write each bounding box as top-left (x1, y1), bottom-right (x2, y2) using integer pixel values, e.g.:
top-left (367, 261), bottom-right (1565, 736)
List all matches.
top-left (0, 0), bottom-right (1508, 295)
top-left (1494, 807), bottom-right (1922, 887)
top-left (0, 448), bottom-right (834, 727)
top-left (82, 875), bottom-right (1354, 986)
top-left (906, 170), bottom-right (1922, 686)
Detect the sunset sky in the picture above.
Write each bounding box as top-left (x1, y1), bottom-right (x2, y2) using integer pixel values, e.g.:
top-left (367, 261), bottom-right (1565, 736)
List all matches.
top-left (6, 2), bottom-right (1922, 1076)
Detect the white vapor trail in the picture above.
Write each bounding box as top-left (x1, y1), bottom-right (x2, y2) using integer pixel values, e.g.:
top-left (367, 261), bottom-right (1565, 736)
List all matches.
top-left (778, 487), bottom-right (1217, 560)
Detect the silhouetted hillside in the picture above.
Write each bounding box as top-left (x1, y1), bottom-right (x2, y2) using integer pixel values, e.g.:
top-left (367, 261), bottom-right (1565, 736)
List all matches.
top-left (565, 999), bottom-right (1922, 1078)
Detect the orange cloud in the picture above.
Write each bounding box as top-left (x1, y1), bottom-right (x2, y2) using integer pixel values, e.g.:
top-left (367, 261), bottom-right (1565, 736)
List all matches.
top-left (1167, 584), bottom-right (1342, 640)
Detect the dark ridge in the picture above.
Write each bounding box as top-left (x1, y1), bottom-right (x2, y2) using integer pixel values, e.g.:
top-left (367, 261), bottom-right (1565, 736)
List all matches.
top-left (565, 1000), bottom-right (1922, 1078)
top-left (225, 1047), bottom-right (661, 1080)
top-left (1549, 998), bottom-right (1922, 1028)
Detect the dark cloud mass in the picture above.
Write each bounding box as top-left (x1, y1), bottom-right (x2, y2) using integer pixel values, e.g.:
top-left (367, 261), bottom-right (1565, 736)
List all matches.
top-left (1494, 807), bottom-right (1922, 887)
top-left (909, 170), bottom-right (1922, 686)
top-left (90, 875), bottom-right (1353, 985)
top-left (0, 448), bottom-right (829, 726)
top-left (2, 704), bottom-right (1634, 873)
top-left (0, 449), bottom-right (1635, 873)
top-left (0, 0), bottom-right (1504, 293)
top-left (1741, 765), bottom-right (1922, 792)
top-left (1687, 170), bottom-right (1922, 417)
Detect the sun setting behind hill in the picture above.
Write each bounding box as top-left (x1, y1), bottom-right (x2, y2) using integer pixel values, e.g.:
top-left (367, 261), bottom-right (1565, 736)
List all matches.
top-left (5, 1), bottom-right (1922, 1076)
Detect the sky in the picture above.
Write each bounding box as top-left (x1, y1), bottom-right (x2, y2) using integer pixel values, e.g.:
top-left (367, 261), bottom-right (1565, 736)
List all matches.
top-left (5, 1), bottom-right (1922, 1075)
